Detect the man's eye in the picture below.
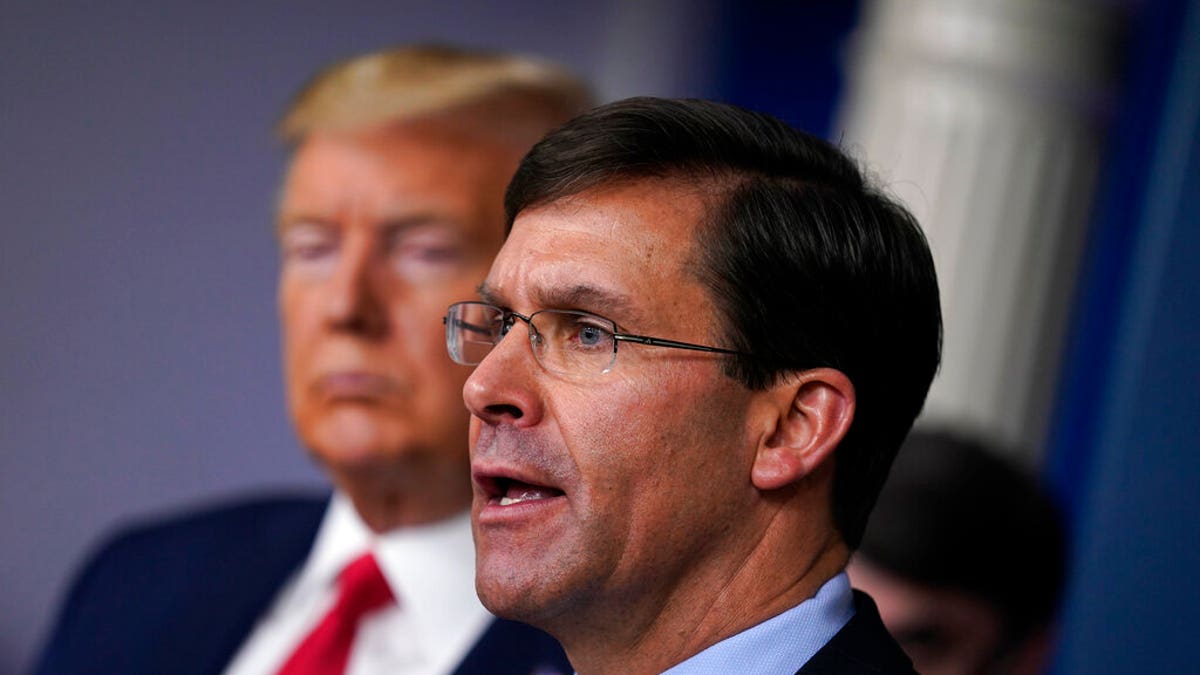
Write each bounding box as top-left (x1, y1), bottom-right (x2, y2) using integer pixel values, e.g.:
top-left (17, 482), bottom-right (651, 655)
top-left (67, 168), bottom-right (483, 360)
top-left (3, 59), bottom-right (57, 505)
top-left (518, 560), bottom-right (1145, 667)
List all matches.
top-left (395, 243), bottom-right (462, 263)
top-left (565, 318), bottom-right (613, 351)
top-left (280, 226), bottom-right (337, 262)
top-left (288, 242), bottom-right (335, 260)
top-left (387, 238), bottom-right (468, 283)
top-left (578, 325), bottom-right (607, 346)
top-left (387, 225), bottom-right (467, 273)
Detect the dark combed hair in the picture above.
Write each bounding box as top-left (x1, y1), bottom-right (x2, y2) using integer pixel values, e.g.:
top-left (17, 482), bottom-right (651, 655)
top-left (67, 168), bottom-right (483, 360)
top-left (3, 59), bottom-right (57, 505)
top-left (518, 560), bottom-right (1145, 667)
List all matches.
top-left (505, 97), bottom-right (943, 548)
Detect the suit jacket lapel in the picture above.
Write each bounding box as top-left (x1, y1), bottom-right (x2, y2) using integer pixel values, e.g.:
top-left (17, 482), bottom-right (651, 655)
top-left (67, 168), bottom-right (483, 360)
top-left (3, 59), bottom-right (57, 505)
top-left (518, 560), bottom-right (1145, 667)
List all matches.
top-left (152, 497), bottom-right (328, 675)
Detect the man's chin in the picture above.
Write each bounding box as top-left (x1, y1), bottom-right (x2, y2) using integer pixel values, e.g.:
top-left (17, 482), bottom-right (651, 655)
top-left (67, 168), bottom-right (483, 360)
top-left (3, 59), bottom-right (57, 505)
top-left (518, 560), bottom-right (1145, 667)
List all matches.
top-left (476, 571), bottom-right (548, 624)
top-left (475, 542), bottom-right (578, 620)
top-left (302, 409), bottom-right (403, 464)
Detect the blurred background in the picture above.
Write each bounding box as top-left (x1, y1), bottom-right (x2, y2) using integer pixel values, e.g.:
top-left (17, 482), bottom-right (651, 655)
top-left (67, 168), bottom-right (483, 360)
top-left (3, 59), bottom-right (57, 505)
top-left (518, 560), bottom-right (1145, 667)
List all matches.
top-left (2, 0), bottom-right (1196, 673)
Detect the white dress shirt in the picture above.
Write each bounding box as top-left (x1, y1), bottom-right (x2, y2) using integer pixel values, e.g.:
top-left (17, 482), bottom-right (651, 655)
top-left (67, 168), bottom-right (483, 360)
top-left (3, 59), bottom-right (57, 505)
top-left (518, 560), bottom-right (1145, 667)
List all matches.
top-left (223, 493), bottom-right (493, 675)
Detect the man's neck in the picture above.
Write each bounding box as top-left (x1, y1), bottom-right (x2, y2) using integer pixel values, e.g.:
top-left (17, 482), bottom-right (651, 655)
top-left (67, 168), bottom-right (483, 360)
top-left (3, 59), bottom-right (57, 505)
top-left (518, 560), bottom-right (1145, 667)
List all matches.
top-left (561, 530), bottom-right (850, 675)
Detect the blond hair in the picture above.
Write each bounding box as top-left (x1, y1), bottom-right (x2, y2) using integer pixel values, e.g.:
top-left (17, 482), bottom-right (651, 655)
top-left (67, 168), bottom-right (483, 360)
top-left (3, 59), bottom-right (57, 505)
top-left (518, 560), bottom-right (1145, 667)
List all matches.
top-left (277, 44), bottom-right (593, 145)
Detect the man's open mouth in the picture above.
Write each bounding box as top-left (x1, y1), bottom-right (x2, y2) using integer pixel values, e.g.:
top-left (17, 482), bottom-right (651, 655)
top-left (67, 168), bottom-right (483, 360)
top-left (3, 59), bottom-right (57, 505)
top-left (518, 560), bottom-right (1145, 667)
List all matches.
top-left (483, 476), bottom-right (566, 506)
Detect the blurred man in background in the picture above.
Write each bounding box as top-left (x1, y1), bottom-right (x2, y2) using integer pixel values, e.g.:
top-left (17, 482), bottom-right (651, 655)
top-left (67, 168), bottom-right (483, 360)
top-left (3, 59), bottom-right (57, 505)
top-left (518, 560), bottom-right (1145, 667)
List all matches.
top-left (35, 44), bottom-right (590, 675)
top-left (849, 430), bottom-right (1067, 675)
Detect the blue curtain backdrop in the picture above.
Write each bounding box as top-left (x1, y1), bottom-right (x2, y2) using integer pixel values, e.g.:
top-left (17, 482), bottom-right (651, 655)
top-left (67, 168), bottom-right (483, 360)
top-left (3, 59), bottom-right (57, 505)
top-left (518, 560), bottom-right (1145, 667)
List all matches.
top-left (711, 2), bottom-right (861, 139)
top-left (1046, 0), bottom-right (1200, 672)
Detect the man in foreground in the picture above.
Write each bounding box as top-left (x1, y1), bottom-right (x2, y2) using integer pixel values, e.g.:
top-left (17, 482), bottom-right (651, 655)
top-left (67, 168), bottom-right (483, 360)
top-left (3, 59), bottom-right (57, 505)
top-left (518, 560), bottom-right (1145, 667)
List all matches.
top-left (446, 97), bottom-right (943, 674)
top-left (36, 45), bottom-right (589, 675)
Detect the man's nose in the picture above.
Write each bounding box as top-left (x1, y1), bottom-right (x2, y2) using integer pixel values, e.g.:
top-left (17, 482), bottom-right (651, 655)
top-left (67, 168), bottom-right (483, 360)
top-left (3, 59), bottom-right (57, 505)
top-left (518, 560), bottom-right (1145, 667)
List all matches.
top-left (324, 239), bottom-right (388, 336)
top-left (463, 319), bottom-right (543, 428)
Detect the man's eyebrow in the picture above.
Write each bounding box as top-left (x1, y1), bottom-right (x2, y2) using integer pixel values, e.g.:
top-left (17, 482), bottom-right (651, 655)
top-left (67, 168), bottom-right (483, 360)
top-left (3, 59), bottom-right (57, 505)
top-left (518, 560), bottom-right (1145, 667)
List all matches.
top-left (275, 215), bottom-right (333, 240)
top-left (538, 285), bottom-right (636, 319)
top-left (376, 213), bottom-right (452, 234)
top-left (478, 282), bottom-right (641, 325)
top-left (477, 282), bottom-right (505, 306)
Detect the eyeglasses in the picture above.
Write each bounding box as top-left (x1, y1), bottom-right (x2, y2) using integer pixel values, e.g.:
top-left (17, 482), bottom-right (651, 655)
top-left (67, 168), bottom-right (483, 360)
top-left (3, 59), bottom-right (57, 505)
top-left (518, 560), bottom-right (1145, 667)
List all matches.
top-left (444, 301), bottom-right (744, 377)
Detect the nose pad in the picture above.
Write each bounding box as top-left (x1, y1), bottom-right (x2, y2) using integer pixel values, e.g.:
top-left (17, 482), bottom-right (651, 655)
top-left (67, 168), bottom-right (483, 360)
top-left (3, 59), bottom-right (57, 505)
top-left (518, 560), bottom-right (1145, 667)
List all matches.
top-left (491, 313), bottom-right (544, 367)
top-left (517, 317), bottom-right (543, 359)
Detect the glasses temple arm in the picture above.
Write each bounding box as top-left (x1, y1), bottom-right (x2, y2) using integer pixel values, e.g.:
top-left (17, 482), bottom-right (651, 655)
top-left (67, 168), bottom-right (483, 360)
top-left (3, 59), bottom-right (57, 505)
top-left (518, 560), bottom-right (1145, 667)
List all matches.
top-left (613, 333), bottom-right (743, 355)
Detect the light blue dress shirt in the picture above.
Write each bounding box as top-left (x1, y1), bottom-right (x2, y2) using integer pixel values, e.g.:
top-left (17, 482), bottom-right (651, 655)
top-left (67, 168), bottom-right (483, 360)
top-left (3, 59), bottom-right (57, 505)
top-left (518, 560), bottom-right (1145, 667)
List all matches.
top-left (660, 572), bottom-right (855, 675)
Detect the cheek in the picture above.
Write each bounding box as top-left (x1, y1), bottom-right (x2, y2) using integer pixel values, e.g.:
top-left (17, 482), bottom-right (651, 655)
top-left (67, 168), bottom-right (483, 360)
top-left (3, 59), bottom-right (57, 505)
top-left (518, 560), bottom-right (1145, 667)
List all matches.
top-left (558, 373), bottom-right (647, 452)
top-left (398, 314), bottom-right (473, 431)
top-left (559, 371), bottom-right (715, 494)
top-left (392, 298), bottom-right (462, 387)
top-left (416, 363), bottom-right (473, 428)
top-left (279, 285), bottom-right (316, 391)
top-left (576, 370), bottom-right (752, 505)
top-left (468, 415), bottom-right (482, 451)
top-left (389, 269), bottom-right (487, 355)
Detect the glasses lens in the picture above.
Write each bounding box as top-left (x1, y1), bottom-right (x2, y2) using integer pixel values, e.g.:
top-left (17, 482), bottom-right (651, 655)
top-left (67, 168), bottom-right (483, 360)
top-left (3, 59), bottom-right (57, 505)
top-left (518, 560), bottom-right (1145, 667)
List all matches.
top-left (447, 302), bottom-right (503, 365)
top-left (530, 310), bottom-right (617, 375)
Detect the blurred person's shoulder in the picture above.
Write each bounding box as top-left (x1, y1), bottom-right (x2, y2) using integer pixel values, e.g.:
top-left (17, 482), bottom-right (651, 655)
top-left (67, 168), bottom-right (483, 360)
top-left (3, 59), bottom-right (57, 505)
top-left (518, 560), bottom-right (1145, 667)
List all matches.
top-left (35, 493), bottom-right (330, 674)
top-left (74, 492), bottom-right (329, 585)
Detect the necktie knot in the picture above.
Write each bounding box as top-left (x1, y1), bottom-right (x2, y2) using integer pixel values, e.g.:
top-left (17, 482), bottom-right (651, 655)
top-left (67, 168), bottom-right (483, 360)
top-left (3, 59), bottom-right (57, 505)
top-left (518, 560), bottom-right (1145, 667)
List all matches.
top-left (336, 552), bottom-right (394, 617)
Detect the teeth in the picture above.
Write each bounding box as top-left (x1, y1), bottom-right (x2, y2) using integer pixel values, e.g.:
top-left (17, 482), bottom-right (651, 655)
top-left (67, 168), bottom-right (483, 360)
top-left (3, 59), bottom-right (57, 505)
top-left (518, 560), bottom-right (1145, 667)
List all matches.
top-left (499, 490), bottom-right (548, 506)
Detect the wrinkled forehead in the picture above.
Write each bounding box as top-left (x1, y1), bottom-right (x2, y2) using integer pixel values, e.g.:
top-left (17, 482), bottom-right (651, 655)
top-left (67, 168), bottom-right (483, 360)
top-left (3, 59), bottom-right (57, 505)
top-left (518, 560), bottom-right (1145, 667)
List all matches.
top-left (483, 181), bottom-right (713, 323)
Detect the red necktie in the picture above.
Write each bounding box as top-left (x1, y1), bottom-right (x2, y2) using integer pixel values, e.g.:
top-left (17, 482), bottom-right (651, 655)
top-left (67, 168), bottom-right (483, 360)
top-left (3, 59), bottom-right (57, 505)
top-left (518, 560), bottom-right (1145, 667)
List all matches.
top-left (276, 552), bottom-right (395, 675)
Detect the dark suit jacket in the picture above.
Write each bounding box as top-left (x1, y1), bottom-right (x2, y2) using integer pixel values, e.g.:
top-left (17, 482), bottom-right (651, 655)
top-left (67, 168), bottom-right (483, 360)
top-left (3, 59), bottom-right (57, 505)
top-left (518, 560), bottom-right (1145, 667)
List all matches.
top-left (797, 590), bottom-right (917, 674)
top-left (33, 494), bottom-right (570, 675)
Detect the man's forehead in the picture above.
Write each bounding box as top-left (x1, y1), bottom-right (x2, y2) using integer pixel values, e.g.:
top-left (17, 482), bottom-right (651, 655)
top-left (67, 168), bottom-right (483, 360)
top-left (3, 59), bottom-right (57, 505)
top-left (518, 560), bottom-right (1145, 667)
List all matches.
top-left (509, 181), bottom-right (707, 252)
top-left (482, 182), bottom-right (711, 323)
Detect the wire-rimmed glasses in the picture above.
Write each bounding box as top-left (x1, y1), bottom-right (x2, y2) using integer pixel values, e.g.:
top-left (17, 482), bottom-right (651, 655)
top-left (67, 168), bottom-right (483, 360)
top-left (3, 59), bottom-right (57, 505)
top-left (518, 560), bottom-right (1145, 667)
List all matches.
top-left (444, 301), bottom-right (743, 377)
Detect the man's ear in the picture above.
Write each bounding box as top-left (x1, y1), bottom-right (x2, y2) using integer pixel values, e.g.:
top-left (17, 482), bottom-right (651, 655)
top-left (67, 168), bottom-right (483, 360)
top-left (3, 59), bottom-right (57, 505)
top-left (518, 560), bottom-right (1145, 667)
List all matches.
top-left (751, 368), bottom-right (855, 491)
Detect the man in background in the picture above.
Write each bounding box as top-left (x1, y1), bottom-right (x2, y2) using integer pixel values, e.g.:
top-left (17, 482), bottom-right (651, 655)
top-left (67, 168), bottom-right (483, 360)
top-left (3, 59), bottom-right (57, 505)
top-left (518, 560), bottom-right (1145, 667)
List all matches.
top-left (849, 430), bottom-right (1068, 675)
top-left (35, 45), bottom-right (590, 675)
top-left (447, 97), bottom-right (942, 673)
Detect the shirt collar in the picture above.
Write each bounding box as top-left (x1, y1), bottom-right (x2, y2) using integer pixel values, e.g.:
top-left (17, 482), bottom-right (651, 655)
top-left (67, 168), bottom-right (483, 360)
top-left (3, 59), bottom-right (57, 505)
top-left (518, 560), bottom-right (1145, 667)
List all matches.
top-left (289, 492), bottom-right (371, 597)
top-left (373, 502), bottom-right (487, 651)
top-left (661, 571), bottom-right (855, 675)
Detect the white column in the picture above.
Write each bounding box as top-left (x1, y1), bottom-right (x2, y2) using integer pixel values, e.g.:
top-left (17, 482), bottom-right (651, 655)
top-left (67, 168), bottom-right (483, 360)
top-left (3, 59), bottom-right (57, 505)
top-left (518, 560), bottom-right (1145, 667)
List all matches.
top-left (836, 0), bottom-right (1120, 457)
